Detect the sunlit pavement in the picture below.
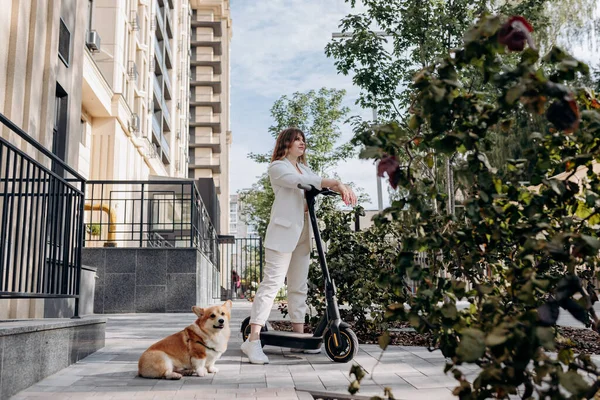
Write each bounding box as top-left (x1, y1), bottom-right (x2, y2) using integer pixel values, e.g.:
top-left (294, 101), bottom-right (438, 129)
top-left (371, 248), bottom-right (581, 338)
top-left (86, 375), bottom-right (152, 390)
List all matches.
top-left (10, 300), bottom-right (600, 400)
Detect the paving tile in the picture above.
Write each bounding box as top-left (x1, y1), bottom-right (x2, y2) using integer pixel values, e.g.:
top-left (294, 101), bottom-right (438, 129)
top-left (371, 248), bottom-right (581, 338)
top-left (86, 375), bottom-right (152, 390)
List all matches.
top-left (6, 302), bottom-right (503, 400)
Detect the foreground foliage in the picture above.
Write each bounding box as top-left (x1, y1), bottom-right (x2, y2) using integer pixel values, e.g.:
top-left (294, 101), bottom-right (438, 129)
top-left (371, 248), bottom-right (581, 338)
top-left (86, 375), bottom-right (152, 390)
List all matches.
top-left (352, 13), bottom-right (600, 399)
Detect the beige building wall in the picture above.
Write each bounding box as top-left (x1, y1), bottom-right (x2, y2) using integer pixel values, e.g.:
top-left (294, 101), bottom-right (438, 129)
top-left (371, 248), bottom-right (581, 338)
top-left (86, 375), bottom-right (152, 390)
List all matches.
top-left (0, 0), bottom-right (88, 318)
top-left (83, 0), bottom-right (192, 182)
top-left (0, 0), bottom-right (230, 318)
top-left (189, 0), bottom-right (231, 235)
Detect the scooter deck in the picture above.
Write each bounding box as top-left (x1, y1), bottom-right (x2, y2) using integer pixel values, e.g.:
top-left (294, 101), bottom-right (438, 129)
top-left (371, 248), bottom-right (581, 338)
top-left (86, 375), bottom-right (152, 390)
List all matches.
top-left (260, 331), bottom-right (322, 350)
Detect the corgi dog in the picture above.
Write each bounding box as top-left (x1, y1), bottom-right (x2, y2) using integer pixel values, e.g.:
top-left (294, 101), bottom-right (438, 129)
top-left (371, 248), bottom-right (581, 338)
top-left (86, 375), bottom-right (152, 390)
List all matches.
top-left (138, 300), bottom-right (232, 379)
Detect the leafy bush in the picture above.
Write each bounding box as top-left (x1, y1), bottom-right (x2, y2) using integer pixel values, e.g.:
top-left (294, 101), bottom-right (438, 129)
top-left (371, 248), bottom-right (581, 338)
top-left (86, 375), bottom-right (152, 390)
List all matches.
top-left (352, 14), bottom-right (600, 399)
top-left (299, 198), bottom-right (405, 340)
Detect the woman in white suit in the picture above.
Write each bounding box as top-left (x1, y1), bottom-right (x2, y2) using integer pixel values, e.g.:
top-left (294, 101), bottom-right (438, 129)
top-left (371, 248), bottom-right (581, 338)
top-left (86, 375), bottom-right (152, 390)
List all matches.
top-left (241, 128), bottom-right (357, 364)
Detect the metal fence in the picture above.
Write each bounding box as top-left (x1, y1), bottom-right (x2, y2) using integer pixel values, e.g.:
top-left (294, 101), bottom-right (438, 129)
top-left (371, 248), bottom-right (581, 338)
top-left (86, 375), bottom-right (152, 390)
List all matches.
top-left (84, 180), bottom-right (218, 265)
top-left (0, 113), bottom-right (85, 317)
top-left (218, 236), bottom-right (263, 300)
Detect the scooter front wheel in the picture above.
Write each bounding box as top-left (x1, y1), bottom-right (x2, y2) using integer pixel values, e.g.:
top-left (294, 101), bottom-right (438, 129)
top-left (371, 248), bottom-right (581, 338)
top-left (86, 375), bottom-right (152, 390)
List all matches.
top-left (324, 327), bottom-right (359, 363)
top-left (241, 316), bottom-right (267, 347)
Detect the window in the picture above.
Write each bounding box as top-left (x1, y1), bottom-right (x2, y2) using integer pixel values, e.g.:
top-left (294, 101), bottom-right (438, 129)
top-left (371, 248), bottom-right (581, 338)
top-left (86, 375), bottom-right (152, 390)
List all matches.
top-left (58, 18), bottom-right (71, 67)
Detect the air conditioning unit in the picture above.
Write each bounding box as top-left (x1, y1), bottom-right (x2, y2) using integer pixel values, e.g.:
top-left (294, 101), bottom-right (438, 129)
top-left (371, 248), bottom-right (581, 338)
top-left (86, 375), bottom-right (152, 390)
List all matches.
top-left (86, 30), bottom-right (101, 52)
top-left (130, 113), bottom-right (140, 133)
top-left (176, 130), bottom-right (181, 139)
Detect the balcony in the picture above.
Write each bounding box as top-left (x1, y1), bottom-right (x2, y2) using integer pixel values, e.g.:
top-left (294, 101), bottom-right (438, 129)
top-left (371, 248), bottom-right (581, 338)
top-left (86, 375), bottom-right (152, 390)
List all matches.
top-left (154, 41), bottom-right (164, 74)
top-left (190, 33), bottom-right (222, 55)
top-left (152, 114), bottom-right (162, 143)
top-left (189, 133), bottom-right (221, 153)
top-left (153, 75), bottom-right (162, 99)
top-left (188, 156), bottom-right (221, 173)
top-left (162, 100), bottom-right (171, 132)
top-left (190, 53), bottom-right (222, 73)
top-left (164, 38), bottom-right (173, 69)
top-left (190, 73), bottom-right (221, 93)
top-left (189, 93), bottom-right (221, 112)
top-left (189, 114), bottom-right (221, 133)
top-left (163, 72), bottom-right (172, 100)
top-left (164, 5), bottom-right (173, 38)
top-left (191, 15), bottom-right (222, 36)
top-left (161, 134), bottom-right (171, 165)
top-left (154, 7), bottom-right (165, 39)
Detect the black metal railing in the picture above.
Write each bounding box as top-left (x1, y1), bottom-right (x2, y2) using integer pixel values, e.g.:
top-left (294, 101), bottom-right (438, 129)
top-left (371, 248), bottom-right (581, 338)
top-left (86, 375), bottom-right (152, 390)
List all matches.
top-left (84, 180), bottom-right (218, 265)
top-left (0, 113), bottom-right (85, 318)
top-left (218, 236), bottom-right (263, 300)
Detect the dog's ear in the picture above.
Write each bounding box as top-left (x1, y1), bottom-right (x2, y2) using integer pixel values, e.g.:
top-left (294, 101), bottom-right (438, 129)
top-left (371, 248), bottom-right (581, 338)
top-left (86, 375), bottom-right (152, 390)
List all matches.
top-left (192, 306), bottom-right (204, 317)
top-left (223, 300), bottom-right (232, 310)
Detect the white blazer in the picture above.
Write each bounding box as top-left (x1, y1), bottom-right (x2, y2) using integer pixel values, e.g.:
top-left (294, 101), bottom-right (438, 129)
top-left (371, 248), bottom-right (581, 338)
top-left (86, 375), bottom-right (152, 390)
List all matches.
top-left (264, 158), bottom-right (322, 253)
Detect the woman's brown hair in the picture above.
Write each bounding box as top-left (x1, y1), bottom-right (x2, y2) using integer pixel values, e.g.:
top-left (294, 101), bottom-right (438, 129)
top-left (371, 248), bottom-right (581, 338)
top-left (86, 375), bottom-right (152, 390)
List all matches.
top-left (270, 128), bottom-right (307, 165)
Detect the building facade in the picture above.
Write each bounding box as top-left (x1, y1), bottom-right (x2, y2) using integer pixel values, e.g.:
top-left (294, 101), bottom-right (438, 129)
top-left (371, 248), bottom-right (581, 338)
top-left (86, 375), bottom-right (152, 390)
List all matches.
top-left (229, 194), bottom-right (258, 238)
top-left (188, 0), bottom-right (231, 236)
top-left (0, 0), bottom-right (232, 318)
top-left (82, 0), bottom-right (191, 181)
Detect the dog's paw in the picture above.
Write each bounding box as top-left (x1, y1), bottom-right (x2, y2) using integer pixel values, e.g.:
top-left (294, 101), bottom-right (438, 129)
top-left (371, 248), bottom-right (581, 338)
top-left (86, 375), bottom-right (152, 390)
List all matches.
top-left (196, 367), bottom-right (208, 377)
top-left (165, 372), bottom-right (182, 380)
top-left (207, 366), bottom-right (219, 373)
top-left (181, 369), bottom-right (194, 376)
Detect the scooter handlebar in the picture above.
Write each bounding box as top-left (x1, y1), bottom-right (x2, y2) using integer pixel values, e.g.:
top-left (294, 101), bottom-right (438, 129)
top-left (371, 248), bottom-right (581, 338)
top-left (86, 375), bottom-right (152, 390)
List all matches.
top-left (297, 184), bottom-right (339, 197)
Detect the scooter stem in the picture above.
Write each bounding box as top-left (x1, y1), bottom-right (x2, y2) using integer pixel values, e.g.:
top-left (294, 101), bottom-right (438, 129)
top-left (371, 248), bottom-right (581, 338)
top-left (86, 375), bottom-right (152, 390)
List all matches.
top-left (303, 185), bottom-right (344, 351)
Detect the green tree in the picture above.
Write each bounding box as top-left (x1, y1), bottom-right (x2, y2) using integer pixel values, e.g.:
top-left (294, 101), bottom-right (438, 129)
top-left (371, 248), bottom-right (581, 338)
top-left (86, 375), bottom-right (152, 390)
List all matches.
top-left (326, 0), bottom-right (597, 120)
top-left (353, 14), bottom-right (600, 399)
top-left (239, 88), bottom-right (357, 239)
top-left (327, 0), bottom-right (597, 197)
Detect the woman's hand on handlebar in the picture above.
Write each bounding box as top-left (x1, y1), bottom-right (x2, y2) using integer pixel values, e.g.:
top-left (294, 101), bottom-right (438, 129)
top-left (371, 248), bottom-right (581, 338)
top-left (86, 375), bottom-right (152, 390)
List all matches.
top-left (335, 183), bottom-right (357, 206)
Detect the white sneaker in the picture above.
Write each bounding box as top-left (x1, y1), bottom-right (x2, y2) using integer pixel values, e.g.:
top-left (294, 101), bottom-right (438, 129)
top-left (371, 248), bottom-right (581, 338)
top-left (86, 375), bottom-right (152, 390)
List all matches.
top-left (290, 347), bottom-right (322, 354)
top-left (241, 340), bottom-right (269, 364)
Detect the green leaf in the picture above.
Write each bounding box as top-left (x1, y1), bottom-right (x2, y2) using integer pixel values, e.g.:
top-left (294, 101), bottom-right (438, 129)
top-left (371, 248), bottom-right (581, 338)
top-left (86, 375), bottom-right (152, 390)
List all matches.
top-left (441, 303), bottom-right (457, 319)
top-left (425, 153), bottom-right (434, 169)
top-left (505, 85), bottom-right (525, 104)
top-left (486, 327), bottom-right (508, 347)
top-left (359, 146), bottom-right (381, 160)
top-left (558, 370), bottom-right (590, 396)
top-left (378, 330), bottom-right (391, 350)
top-left (536, 327), bottom-right (556, 350)
top-left (581, 235), bottom-right (600, 250)
top-left (408, 115), bottom-right (420, 130)
top-left (456, 328), bottom-right (486, 362)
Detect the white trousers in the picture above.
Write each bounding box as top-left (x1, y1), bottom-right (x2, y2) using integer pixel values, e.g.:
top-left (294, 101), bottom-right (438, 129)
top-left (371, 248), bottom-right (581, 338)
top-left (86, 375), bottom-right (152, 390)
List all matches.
top-left (250, 214), bottom-right (310, 325)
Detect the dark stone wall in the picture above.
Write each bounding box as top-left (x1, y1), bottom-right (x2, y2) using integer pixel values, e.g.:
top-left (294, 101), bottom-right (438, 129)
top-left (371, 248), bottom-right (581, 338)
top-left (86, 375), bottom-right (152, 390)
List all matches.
top-left (0, 319), bottom-right (105, 399)
top-left (83, 248), bottom-right (212, 313)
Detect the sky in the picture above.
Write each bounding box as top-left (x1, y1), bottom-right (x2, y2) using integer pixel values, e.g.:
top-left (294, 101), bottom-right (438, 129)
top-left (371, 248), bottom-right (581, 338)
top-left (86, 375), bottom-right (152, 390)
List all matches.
top-left (228, 0), bottom-right (600, 211)
top-left (228, 0), bottom-right (383, 209)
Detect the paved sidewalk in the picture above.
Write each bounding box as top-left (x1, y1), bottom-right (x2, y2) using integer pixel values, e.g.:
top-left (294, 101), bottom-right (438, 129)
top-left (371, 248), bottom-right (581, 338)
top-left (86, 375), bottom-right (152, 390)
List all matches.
top-left (10, 300), bottom-right (469, 400)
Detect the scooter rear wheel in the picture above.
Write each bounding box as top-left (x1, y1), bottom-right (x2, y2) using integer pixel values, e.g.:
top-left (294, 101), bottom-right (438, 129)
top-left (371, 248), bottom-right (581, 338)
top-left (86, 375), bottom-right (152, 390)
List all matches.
top-left (324, 327), bottom-right (359, 363)
top-left (241, 316), bottom-right (267, 347)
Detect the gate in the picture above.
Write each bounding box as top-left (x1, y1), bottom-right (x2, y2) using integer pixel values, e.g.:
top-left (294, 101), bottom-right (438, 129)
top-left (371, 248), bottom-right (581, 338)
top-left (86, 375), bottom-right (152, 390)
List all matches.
top-left (218, 236), bottom-right (263, 300)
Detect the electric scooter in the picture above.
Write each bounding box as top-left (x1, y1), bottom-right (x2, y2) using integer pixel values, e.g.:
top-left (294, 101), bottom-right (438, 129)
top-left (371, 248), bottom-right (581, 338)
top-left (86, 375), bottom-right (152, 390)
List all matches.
top-left (241, 184), bottom-right (359, 363)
